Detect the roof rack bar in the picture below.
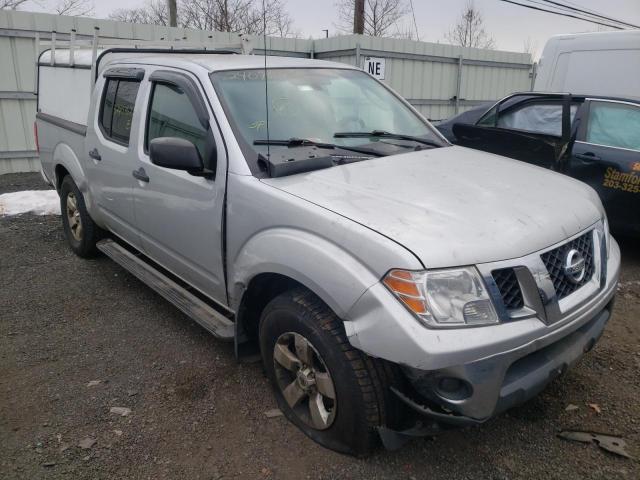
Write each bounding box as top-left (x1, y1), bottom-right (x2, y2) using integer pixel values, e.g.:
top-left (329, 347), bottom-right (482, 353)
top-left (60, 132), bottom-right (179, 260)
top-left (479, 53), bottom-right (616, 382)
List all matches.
top-left (90, 27), bottom-right (99, 88)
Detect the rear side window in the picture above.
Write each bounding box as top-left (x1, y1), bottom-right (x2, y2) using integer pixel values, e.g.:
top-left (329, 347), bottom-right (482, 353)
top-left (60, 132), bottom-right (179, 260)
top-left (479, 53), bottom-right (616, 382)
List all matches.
top-left (146, 83), bottom-right (208, 159)
top-left (586, 101), bottom-right (640, 152)
top-left (99, 79), bottom-right (141, 145)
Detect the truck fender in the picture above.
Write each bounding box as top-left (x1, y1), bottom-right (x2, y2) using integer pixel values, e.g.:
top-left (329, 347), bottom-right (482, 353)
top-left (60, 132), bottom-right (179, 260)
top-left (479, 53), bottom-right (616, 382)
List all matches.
top-left (53, 143), bottom-right (93, 209)
top-left (230, 228), bottom-right (382, 319)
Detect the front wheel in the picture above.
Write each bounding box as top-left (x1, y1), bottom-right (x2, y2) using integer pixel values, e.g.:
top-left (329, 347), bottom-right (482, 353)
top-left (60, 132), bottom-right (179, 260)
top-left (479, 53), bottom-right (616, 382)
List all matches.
top-left (60, 175), bottom-right (101, 258)
top-left (259, 288), bottom-right (397, 455)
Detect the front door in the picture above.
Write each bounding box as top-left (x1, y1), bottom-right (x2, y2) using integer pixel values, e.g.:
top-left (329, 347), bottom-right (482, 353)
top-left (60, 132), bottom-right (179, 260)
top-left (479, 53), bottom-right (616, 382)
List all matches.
top-left (568, 99), bottom-right (640, 235)
top-left (132, 68), bottom-right (228, 305)
top-left (453, 96), bottom-right (577, 170)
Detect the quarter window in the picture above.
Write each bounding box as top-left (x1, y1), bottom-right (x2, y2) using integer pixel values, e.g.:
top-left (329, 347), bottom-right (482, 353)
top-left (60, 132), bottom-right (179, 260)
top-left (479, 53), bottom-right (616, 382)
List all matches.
top-left (586, 101), bottom-right (640, 152)
top-left (99, 78), bottom-right (141, 145)
top-left (146, 83), bottom-right (208, 161)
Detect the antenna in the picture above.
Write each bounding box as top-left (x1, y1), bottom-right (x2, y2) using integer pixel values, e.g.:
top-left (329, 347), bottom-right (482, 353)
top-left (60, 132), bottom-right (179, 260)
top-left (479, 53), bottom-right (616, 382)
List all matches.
top-left (262, 0), bottom-right (270, 160)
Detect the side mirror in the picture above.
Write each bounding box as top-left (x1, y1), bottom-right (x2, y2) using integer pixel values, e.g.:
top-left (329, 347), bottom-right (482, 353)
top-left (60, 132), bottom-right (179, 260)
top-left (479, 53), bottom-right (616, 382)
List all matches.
top-left (149, 137), bottom-right (203, 172)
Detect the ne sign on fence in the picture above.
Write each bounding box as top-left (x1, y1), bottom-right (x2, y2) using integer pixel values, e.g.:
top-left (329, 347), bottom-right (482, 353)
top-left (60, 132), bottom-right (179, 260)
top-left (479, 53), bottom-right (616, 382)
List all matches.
top-left (364, 56), bottom-right (386, 80)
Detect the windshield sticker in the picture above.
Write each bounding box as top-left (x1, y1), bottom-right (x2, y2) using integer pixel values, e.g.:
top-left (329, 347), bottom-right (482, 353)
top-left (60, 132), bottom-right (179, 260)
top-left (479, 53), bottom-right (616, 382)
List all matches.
top-left (249, 120), bottom-right (267, 131)
top-left (271, 97), bottom-right (290, 113)
top-left (221, 70), bottom-right (293, 81)
top-left (603, 167), bottom-right (640, 194)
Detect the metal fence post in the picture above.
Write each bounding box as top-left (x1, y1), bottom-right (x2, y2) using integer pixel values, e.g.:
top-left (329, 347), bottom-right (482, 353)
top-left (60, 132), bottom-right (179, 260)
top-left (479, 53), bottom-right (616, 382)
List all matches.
top-left (69, 28), bottom-right (76, 67)
top-left (50, 30), bottom-right (56, 66)
top-left (455, 55), bottom-right (463, 114)
top-left (530, 62), bottom-right (538, 90)
top-left (33, 31), bottom-right (40, 94)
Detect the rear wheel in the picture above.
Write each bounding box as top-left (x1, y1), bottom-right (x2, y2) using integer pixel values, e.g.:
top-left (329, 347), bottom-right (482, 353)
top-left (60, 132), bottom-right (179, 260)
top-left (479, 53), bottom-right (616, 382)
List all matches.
top-left (60, 175), bottom-right (101, 258)
top-left (259, 288), bottom-right (397, 456)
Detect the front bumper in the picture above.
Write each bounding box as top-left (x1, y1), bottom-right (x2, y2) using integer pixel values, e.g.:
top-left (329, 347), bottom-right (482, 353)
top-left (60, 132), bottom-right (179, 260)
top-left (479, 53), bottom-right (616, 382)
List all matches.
top-left (345, 235), bottom-right (620, 431)
top-left (402, 298), bottom-right (612, 419)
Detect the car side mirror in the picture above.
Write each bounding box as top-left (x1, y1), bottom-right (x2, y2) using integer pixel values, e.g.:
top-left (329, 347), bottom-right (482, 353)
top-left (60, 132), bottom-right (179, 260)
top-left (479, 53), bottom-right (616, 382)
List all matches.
top-left (149, 137), bottom-right (204, 173)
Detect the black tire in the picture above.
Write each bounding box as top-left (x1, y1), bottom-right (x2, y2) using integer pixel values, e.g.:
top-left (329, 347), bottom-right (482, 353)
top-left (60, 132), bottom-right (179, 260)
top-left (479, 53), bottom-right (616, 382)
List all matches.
top-left (259, 288), bottom-right (398, 456)
top-left (60, 175), bottom-right (101, 258)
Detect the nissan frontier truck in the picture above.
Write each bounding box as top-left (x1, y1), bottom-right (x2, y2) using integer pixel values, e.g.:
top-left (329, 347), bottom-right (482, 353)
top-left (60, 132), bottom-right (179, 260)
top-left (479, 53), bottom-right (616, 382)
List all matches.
top-left (35, 44), bottom-right (620, 455)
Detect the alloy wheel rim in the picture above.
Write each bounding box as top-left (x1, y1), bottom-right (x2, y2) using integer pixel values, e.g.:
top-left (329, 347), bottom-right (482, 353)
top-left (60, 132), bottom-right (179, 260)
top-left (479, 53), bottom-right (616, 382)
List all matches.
top-left (66, 192), bottom-right (83, 241)
top-left (273, 332), bottom-right (337, 430)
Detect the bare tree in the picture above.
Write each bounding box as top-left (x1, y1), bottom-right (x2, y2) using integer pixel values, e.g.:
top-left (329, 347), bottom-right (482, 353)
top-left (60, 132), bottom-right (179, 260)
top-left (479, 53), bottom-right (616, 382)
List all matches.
top-left (0, 0), bottom-right (32, 9)
top-left (445, 1), bottom-right (495, 49)
top-left (109, 0), bottom-right (169, 26)
top-left (180, 0), bottom-right (294, 36)
top-left (393, 23), bottom-right (416, 40)
top-left (109, 0), bottom-right (295, 37)
top-left (336, 0), bottom-right (409, 37)
top-left (54, 0), bottom-right (93, 16)
top-left (1, 0), bottom-right (93, 15)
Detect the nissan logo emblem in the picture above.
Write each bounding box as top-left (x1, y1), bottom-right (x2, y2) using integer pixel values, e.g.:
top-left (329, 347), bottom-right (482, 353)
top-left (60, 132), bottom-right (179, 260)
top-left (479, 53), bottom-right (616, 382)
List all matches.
top-left (564, 249), bottom-right (586, 284)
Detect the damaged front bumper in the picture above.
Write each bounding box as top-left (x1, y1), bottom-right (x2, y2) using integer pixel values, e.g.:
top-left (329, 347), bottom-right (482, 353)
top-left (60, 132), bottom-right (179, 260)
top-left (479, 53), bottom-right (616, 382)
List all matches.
top-left (345, 235), bottom-right (620, 449)
top-left (379, 299), bottom-right (612, 449)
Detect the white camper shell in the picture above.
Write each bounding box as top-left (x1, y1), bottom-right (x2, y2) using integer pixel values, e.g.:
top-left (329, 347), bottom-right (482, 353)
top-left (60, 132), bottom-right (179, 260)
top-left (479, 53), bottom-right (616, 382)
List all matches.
top-left (36, 35), bottom-right (250, 127)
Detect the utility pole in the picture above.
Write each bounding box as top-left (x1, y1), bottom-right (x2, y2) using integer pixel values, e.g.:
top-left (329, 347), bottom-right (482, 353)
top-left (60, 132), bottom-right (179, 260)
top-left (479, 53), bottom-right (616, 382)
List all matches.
top-left (354, 0), bottom-right (365, 34)
top-left (168, 0), bottom-right (178, 27)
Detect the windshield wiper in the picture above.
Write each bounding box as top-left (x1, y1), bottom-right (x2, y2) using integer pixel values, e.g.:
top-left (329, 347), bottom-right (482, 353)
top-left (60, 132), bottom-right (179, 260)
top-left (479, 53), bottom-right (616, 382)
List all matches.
top-left (254, 138), bottom-right (335, 148)
top-left (254, 138), bottom-right (383, 156)
top-left (334, 130), bottom-right (442, 148)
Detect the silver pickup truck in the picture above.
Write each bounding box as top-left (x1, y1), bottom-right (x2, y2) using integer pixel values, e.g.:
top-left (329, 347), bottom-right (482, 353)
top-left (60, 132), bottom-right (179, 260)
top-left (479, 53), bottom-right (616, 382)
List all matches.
top-left (35, 46), bottom-right (620, 455)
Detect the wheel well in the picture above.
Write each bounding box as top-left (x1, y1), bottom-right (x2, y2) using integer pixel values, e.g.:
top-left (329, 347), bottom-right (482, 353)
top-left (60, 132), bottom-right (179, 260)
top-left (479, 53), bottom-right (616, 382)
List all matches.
top-left (236, 273), bottom-right (306, 354)
top-left (54, 165), bottom-right (70, 191)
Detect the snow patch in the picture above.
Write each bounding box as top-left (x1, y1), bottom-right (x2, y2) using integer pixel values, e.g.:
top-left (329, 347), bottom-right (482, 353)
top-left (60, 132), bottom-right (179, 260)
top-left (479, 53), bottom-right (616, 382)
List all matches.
top-left (0, 190), bottom-right (61, 216)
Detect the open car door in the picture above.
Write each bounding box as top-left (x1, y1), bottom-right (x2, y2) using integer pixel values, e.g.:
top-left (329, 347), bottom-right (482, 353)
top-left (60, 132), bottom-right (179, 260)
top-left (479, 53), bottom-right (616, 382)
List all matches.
top-left (451, 93), bottom-right (574, 171)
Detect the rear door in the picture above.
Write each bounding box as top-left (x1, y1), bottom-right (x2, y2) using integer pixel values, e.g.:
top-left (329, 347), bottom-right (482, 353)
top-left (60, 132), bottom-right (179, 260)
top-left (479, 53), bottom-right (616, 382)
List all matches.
top-left (568, 99), bottom-right (640, 235)
top-left (85, 68), bottom-right (144, 247)
top-left (131, 68), bottom-right (228, 305)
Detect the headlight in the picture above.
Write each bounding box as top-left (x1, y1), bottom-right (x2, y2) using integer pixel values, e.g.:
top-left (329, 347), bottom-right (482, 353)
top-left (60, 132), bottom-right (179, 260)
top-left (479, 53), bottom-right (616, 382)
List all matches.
top-left (383, 267), bottom-right (498, 328)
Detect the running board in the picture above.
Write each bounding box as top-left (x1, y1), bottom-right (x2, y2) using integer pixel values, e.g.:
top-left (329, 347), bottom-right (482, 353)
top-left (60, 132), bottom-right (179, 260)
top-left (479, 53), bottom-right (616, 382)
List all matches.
top-left (97, 239), bottom-right (234, 341)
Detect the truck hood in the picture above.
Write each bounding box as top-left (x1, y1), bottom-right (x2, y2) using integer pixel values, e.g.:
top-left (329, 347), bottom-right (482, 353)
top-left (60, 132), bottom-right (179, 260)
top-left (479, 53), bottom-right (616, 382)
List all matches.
top-left (262, 146), bottom-right (603, 268)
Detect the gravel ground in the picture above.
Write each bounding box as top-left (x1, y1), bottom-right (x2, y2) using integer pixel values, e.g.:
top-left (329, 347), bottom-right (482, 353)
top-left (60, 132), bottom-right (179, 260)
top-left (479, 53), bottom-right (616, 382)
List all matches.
top-left (1, 172), bottom-right (639, 480)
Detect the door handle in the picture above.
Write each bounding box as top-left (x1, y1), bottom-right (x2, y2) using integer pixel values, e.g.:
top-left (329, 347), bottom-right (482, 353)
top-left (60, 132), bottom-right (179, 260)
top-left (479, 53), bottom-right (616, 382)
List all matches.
top-left (89, 148), bottom-right (101, 161)
top-left (132, 167), bottom-right (149, 183)
top-left (575, 152), bottom-right (601, 163)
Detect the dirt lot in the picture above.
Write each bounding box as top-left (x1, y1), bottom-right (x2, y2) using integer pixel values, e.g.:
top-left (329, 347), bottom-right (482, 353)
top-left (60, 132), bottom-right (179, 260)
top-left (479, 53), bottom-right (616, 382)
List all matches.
top-left (1, 172), bottom-right (639, 480)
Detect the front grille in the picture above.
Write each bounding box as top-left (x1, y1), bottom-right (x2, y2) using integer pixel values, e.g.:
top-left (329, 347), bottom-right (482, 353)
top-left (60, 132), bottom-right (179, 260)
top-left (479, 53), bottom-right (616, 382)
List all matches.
top-left (492, 268), bottom-right (524, 310)
top-left (540, 231), bottom-right (595, 300)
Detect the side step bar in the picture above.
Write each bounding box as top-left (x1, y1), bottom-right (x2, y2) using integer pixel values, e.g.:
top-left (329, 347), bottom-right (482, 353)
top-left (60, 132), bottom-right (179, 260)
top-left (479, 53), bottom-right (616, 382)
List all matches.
top-left (97, 239), bottom-right (234, 341)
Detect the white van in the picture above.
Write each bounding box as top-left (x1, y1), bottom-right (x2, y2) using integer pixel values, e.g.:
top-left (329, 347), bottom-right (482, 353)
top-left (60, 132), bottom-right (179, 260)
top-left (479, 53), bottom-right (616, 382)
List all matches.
top-left (534, 30), bottom-right (640, 100)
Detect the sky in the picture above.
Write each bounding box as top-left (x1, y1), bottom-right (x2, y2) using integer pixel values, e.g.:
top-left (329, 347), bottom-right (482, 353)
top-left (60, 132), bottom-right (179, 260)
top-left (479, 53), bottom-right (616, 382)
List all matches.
top-left (24, 0), bottom-right (640, 58)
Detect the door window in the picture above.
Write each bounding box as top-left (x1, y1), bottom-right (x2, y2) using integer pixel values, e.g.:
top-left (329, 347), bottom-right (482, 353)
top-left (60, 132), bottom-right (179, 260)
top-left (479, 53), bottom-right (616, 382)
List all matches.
top-left (99, 79), bottom-right (140, 145)
top-left (146, 83), bottom-right (208, 160)
top-left (586, 101), bottom-right (640, 151)
top-left (496, 103), bottom-right (578, 136)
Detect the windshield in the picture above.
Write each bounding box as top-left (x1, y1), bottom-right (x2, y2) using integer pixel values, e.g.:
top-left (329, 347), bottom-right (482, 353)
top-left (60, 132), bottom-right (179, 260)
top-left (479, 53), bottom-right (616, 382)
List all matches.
top-left (211, 68), bottom-right (445, 174)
